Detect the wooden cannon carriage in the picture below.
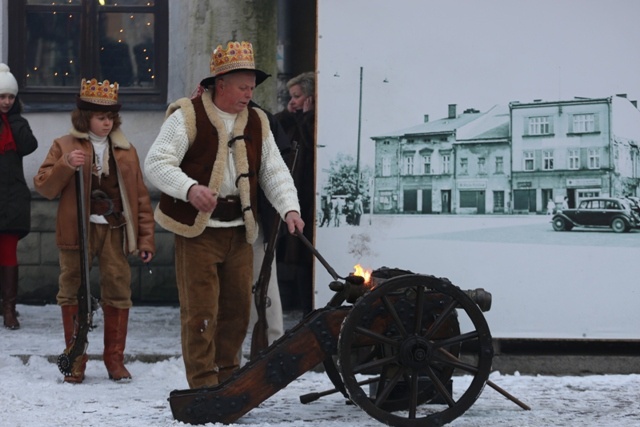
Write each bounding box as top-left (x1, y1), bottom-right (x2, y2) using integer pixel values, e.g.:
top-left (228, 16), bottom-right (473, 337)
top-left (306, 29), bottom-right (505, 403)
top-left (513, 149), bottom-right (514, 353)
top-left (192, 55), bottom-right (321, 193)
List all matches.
top-left (169, 238), bottom-right (528, 426)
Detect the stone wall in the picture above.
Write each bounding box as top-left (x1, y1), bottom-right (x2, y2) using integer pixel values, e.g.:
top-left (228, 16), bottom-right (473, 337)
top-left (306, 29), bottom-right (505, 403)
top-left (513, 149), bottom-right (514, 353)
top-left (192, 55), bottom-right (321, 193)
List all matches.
top-left (19, 192), bottom-right (179, 305)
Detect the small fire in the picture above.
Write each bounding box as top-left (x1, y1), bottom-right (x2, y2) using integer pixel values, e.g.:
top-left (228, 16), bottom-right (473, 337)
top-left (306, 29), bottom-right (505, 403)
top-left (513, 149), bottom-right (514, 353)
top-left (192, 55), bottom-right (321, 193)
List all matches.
top-left (353, 264), bottom-right (372, 286)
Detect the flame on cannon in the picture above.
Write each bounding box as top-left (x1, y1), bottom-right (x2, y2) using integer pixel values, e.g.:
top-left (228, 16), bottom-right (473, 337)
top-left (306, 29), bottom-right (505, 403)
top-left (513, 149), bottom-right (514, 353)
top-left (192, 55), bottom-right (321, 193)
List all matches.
top-left (352, 264), bottom-right (372, 287)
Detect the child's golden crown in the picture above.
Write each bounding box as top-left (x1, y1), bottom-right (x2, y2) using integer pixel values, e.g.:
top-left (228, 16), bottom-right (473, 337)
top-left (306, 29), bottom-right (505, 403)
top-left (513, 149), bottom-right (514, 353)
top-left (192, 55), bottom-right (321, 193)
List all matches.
top-left (79, 78), bottom-right (119, 106)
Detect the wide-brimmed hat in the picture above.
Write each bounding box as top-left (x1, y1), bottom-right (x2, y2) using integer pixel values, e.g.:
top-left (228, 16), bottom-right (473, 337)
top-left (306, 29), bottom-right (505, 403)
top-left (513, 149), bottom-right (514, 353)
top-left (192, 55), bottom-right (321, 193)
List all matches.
top-left (76, 78), bottom-right (121, 112)
top-left (200, 41), bottom-right (270, 88)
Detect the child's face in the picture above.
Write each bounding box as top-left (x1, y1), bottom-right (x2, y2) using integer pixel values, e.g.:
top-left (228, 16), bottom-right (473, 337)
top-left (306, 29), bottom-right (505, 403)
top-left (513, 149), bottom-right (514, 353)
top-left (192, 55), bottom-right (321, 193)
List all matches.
top-left (89, 113), bottom-right (114, 137)
top-left (0, 93), bottom-right (16, 114)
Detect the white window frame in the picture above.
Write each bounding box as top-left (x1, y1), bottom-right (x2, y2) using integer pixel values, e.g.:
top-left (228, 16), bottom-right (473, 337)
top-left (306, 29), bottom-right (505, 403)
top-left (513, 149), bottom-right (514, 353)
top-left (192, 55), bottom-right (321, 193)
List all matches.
top-left (495, 156), bottom-right (503, 174)
top-left (422, 155), bottom-right (431, 175)
top-left (588, 148), bottom-right (600, 169)
top-left (528, 116), bottom-right (551, 135)
top-left (478, 157), bottom-right (486, 174)
top-left (403, 155), bottom-right (414, 175)
top-left (542, 150), bottom-right (554, 170)
top-left (460, 157), bottom-right (468, 175)
top-left (573, 114), bottom-right (595, 133)
top-left (382, 157), bottom-right (391, 177)
top-left (442, 154), bottom-right (451, 174)
top-left (523, 151), bottom-right (534, 171)
top-left (568, 149), bottom-right (580, 170)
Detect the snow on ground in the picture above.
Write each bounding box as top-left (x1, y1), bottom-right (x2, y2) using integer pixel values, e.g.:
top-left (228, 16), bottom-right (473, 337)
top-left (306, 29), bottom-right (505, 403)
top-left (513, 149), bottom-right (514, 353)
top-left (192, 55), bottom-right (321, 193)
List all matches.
top-left (2, 215), bottom-right (639, 426)
top-left (1, 305), bottom-right (640, 427)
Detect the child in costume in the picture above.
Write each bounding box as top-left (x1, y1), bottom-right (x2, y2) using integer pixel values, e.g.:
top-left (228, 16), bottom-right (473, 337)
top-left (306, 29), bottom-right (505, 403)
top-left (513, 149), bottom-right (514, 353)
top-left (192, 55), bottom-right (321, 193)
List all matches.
top-left (34, 78), bottom-right (155, 383)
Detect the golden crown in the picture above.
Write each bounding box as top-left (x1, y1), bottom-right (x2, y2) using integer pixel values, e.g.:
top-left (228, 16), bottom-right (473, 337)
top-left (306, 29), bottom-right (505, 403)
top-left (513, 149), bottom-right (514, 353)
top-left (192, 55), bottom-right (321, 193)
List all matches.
top-left (79, 78), bottom-right (119, 105)
top-left (210, 41), bottom-right (257, 77)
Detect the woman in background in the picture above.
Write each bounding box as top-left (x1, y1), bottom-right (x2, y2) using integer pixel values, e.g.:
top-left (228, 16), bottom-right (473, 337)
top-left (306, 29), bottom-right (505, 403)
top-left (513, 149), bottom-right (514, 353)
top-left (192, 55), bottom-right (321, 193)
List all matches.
top-left (0, 63), bottom-right (38, 330)
top-left (274, 71), bottom-right (315, 314)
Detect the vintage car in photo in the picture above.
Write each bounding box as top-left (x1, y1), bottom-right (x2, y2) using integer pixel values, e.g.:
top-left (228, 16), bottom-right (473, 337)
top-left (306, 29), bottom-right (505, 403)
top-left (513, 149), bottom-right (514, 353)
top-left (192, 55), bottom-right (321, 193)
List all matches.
top-left (552, 197), bottom-right (640, 233)
top-left (624, 196), bottom-right (640, 215)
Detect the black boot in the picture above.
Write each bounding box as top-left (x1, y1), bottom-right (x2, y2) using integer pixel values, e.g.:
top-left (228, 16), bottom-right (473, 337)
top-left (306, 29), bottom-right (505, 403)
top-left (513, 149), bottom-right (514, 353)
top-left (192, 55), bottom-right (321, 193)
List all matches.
top-left (1, 265), bottom-right (20, 329)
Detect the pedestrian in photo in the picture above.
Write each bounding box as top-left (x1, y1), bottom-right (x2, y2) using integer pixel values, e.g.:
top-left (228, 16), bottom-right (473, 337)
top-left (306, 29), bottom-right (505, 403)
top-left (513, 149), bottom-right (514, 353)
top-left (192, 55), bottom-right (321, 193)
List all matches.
top-left (144, 40), bottom-right (304, 389)
top-left (333, 200), bottom-right (341, 227)
top-left (0, 63), bottom-right (38, 330)
top-left (319, 196), bottom-right (333, 227)
top-left (562, 196), bottom-right (569, 210)
top-left (546, 198), bottom-right (555, 215)
top-left (353, 194), bottom-right (364, 226)
top-left (34, 78), bottom-right (155, 383)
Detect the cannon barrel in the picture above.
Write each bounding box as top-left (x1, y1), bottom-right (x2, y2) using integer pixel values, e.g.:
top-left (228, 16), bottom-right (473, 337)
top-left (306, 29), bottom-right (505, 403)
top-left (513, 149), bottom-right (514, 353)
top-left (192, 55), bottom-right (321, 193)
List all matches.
top-left (331, 271), bottom-right (492, 312)
top-left (465, 288), bottom-right (492, 312)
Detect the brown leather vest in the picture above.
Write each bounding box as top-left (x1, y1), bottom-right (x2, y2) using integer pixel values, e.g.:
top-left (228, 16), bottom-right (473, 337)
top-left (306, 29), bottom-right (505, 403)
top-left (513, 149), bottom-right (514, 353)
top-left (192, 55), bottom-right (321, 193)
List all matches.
top-left (91, 146), bottom-right (125, 227)
top-left (91, 147), bottom-right (119, 198)
top-left (158, 96), bottom-right (263, 228)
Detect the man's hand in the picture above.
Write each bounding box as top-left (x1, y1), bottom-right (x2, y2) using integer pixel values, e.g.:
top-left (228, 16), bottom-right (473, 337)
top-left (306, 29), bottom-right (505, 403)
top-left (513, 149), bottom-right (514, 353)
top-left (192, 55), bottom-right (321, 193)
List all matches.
top-left (187, 185), bottom-right (218, 213)
top-left (284, 211), bottom-right (304, 234)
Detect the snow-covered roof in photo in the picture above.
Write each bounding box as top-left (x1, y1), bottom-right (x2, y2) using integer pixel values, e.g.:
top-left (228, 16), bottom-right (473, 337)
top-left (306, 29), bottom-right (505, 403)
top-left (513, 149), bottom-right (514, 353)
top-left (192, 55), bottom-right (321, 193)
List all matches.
top-left (456, 104), bottom-right (511, 142)
top-left (372, 111), bottom-right (483, 139)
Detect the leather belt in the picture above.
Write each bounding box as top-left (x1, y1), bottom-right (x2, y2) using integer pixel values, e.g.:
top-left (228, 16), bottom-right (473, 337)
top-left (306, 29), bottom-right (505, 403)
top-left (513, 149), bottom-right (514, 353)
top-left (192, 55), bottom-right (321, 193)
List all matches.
top-left (212, 195), bottom-right (242, 222)
top-left (90, 190), bottom-right (122, 216)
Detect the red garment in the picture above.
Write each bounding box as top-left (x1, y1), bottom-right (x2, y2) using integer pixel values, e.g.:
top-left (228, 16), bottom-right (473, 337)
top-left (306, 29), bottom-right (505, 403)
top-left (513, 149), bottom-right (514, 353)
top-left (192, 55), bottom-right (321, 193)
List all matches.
top-left (0, 234), bottom-right (19, 266)
top-left (0, 114), bottom-right (17, 154)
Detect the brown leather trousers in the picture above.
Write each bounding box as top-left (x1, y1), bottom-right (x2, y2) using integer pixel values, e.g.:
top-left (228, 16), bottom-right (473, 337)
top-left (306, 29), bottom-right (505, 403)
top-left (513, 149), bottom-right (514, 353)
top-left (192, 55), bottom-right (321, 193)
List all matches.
top-left (174, 226), bottom-right (253, 388)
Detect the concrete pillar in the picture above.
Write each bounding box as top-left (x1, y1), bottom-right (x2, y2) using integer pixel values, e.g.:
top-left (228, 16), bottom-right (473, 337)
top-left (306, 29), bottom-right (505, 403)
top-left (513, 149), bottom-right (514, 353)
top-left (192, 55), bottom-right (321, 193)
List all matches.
top-left (170, 0), bottom-right (279, 112)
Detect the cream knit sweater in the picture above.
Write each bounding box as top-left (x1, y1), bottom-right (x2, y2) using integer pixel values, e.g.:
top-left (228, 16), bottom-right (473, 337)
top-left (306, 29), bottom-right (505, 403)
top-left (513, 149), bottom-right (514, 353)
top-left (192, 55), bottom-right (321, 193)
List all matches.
top-left (144, 100), bottom-right (300, 241)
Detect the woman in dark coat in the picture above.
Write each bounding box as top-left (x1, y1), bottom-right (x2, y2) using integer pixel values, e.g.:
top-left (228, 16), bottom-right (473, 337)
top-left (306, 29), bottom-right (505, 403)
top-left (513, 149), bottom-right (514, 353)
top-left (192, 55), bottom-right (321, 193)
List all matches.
top-left (274, 72), bottom-right (315, 313)
top-left (0, 63), bottom-right (38, 329)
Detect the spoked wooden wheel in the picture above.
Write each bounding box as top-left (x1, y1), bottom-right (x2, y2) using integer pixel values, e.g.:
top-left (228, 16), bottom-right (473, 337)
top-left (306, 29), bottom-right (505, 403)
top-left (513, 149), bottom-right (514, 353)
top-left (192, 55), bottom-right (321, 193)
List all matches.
top-left (337, 274), bottom-right (493, 427)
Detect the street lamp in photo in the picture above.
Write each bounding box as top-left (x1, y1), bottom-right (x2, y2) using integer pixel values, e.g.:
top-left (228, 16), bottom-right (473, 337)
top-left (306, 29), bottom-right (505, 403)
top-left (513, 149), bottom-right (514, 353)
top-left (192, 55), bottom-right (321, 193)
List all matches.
top-left (335, 67), bottom-right (388, 198)
top-left (356, 66), bottom-right (363, 196)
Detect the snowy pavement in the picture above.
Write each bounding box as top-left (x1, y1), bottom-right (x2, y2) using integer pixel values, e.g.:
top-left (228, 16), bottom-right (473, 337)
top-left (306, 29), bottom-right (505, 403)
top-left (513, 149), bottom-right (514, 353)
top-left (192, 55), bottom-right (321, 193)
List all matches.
top-left (2, 214), bottom-right (639, 426)
top-left (2, 304), bottom-right (640, 427)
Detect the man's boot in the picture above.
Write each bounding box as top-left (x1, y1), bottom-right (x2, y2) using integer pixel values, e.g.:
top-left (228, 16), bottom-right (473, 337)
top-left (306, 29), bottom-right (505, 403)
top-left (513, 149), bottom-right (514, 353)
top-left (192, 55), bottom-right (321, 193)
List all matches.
top-left (2, 265), bottom-right (20, 329)
top-left (102, 305), bottom-right (132, 381)
top-left (61, 305), bottom-right (88, 383)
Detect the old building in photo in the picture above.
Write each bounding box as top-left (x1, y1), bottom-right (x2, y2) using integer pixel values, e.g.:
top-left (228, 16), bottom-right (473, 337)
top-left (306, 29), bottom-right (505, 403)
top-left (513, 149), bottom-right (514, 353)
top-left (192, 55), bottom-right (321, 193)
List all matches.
top-left (454, 104), bottom-right (510, 214)
top-left (371, 104), bottom-right (482, 214)
top-left (510, 95), bottom-right (640, 212)
top-left (372, 95), bottom-right (640, 215)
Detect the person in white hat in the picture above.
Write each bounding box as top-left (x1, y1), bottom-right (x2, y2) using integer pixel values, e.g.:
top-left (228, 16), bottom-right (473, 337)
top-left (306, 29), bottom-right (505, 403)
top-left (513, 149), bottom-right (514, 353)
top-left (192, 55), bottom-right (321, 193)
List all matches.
top-left (0, 63), bottom-right (38, 330)
top-left (145, 41), bottom-right (304, 389)
top-left (34, 77), bottom-right (155, 384)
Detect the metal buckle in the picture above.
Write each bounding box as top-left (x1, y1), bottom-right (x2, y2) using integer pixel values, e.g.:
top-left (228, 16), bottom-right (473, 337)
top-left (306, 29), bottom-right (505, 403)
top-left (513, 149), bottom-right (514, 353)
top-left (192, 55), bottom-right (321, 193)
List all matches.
top-left (91, 190), bottom-right (114, 216)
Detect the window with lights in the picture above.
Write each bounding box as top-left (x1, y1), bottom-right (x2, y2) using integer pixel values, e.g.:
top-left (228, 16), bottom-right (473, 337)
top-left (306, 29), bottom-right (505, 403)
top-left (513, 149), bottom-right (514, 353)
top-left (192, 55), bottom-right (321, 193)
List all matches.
top-left (8, 0), bottom-right (168, 109)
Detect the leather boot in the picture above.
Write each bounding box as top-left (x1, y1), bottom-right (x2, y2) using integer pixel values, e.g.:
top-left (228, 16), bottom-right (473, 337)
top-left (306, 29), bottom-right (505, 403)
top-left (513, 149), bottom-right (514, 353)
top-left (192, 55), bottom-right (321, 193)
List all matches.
top-left (61, 305), bottom-right (88, 383)
top-left (2, 265), bottom-right (20, 329)
top-left (103, 305), bottom-right (132, 381)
